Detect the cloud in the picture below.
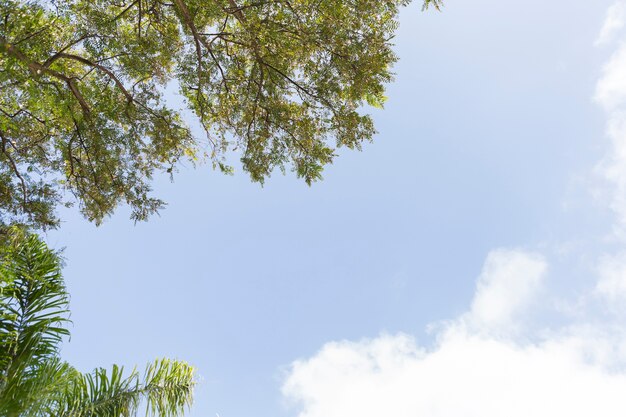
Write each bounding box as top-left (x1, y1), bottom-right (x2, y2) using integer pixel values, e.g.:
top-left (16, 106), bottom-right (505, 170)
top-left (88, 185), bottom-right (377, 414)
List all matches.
top-left (283, 334), bottom-right (626, 417)
top-left (464, 249), bottom-right (546, 331)
top-left (280, 5), bottom-right (626, 417)
top-left (283, 250), bottom-right (626, 417)
top-left (596, 2), bottom-right (626, 46)
top-left (282, 250), bottom-right (626, 417)
top-left (595, 44), bottom-right (626, 111)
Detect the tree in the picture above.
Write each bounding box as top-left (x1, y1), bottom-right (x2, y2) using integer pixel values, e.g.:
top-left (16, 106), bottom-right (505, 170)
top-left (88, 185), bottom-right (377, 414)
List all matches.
top-left (0, 229), bottom-right (195, 416)
top-left (0, 0), bottom-right (441, 229)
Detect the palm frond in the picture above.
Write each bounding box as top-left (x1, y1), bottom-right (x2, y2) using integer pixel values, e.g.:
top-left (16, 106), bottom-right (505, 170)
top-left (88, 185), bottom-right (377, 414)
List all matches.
top-left (56, 358), bottom-right (195, 417)
top-left (0, 233), bottom-right (69, 366)
top-left (0, 232), bottom-right (70, 416)
top-left (0, 358), bottom-right (79, 417)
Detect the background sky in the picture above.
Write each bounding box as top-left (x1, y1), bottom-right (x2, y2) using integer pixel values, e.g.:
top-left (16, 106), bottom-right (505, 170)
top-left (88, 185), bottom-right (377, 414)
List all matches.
top-left (45, 1), bottom-right (626, 416)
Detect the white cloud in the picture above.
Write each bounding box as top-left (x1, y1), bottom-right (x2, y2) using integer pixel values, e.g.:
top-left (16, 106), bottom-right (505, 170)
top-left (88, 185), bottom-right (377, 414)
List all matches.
top-left (282, 251), bottom-right (626, 417)
top-left (596, 2), bottom-right (626, 46)
top-left (464, 249), bottom-right (546, 331)
top-left (283, 334), bottom-right (626, 417)
top-left (595, 44), bottom-right (626, 111)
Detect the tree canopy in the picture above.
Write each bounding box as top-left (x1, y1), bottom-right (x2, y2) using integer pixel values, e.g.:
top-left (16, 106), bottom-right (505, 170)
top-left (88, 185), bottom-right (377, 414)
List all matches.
top-left (0, 229), bottom-right (196, 416)
top-left (0, 0), bottom-right (441, 229)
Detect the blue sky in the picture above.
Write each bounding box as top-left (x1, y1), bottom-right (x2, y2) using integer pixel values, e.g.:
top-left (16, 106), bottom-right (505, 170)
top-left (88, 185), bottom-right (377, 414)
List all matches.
top-left (46, 0), bottom-right (626, 415)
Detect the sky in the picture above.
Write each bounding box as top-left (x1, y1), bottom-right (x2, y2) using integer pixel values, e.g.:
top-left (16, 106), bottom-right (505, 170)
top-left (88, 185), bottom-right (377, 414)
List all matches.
top-left (44, 0), bottom-right (626, 416)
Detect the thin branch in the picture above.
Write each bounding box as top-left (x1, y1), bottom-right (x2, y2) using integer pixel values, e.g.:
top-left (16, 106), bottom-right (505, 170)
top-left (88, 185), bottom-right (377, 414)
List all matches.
top-left (0, 130), bottom-right (28, 208)
top-left (2, 41), bottom-right (91, 114)
top-left (54, 53), bottom-right (134, 102)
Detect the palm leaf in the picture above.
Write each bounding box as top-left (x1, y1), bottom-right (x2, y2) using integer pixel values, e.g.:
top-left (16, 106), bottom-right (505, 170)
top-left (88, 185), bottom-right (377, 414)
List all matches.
top-left (0, 232), bottom-right (70, 416)
top-left (56, 359), bottom-right (195, 417)
top-left (3, 358), bottom-right (79, 417)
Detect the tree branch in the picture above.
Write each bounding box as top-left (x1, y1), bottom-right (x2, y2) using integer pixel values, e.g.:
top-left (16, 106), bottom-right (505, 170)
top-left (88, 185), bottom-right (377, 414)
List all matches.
top-left (53, 53), bottom-right (134, 103)
top-left (1, 41), bottom-right (91, 114)
top-left (0, 131), bottom-right (28, 214)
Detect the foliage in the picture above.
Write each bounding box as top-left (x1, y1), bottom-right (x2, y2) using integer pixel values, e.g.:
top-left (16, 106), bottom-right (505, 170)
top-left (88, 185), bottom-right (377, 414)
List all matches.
top-left (0, 0), bottom-right (439, 229)
top-left (0, 230), bottom-right (195, 416)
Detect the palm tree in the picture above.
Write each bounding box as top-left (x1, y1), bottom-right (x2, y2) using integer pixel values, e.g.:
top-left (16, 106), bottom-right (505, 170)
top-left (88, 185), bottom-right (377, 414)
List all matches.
top-left (0, 231), bottom-right (195, 417)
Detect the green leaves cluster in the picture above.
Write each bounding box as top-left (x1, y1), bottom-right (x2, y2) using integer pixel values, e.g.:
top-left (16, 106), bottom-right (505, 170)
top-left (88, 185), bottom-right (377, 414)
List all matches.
top-left (0, 0), bottom-right (438, 229)
top-left (0, 230), bottom-right (195, 416)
